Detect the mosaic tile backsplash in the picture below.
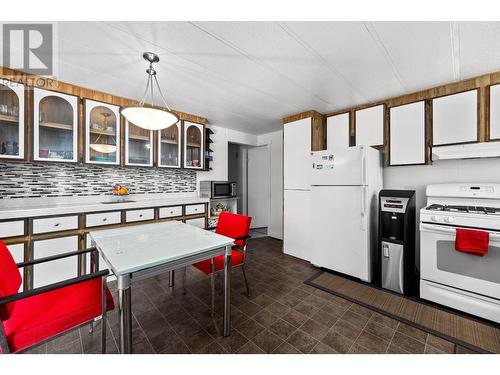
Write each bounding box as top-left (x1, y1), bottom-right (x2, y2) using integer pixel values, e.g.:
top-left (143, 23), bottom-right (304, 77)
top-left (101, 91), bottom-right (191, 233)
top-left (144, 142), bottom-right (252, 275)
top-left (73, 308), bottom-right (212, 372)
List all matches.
top-left (0, 162), bottom-right (197, 199)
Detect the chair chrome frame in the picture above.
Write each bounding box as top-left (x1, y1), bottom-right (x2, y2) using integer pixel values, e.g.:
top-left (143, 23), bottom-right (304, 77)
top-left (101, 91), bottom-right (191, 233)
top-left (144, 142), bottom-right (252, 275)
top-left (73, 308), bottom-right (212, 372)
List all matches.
top-left (183, 234), bottom-right (251, 316)
top-left (0, 247), bottom-right (109, 354)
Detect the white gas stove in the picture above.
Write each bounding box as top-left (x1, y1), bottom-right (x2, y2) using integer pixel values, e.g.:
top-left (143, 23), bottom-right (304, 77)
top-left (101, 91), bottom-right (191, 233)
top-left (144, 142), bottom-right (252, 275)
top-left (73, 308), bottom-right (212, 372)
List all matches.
top-left (419, 183), bottom-right (500, 323)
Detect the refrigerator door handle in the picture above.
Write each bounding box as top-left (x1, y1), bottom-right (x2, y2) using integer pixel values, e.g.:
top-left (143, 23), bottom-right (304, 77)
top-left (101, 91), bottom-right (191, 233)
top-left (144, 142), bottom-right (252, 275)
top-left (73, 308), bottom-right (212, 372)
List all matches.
top-left (361, 153), bottom-right (367, 186)
top-left (361, 186), bottom-right (367, 231)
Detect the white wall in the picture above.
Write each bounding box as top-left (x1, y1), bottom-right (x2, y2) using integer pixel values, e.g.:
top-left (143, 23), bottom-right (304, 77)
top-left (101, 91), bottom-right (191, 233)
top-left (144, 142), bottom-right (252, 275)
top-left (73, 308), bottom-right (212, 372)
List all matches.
top-left (257, 130), bottom-right (283, 239)
top-left (384, 157), bottom-right (500, 268)
top-left (196, 125), bottom-right (228, 184)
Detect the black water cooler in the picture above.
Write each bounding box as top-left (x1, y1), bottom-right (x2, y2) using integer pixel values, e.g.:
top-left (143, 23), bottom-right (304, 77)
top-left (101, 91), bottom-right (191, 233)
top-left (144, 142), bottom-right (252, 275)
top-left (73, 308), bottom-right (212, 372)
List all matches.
top-left (375, 190), bottom-right (417, 296)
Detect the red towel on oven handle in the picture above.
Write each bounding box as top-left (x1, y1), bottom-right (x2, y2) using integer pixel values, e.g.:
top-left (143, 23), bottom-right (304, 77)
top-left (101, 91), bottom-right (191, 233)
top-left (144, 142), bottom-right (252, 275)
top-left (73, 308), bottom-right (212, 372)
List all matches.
top-left (455, 228), bottom-right (489, 256)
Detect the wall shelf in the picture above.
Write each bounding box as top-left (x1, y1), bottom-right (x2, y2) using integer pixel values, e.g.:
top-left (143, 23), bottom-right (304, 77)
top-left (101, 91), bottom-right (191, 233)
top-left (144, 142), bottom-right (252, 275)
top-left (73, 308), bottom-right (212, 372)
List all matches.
top-left (0, 114), bottom-right (19, 123)
top-left (39, 121), bottom-right (73, 131)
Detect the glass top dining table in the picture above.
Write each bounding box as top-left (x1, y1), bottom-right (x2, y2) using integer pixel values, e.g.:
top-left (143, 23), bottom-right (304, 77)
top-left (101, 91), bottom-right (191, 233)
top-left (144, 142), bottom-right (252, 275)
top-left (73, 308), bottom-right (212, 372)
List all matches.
top-left (90, 221), bottom-right (234, 354)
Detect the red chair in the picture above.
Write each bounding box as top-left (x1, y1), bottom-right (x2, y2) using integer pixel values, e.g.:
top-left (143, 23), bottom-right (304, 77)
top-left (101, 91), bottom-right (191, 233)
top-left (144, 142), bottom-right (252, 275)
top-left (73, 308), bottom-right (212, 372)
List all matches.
top-left (0, 240), bottom-right (114, 354)
top-left (185, 212), bottom-right (252, 316)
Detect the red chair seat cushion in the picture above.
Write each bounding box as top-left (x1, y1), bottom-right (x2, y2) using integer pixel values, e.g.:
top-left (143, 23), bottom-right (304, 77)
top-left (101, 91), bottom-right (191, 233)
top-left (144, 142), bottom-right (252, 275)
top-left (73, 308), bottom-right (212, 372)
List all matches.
top-left (2, 278), bottom-right (114, 353)
top-left (193, 250), bottom-right (245, 274)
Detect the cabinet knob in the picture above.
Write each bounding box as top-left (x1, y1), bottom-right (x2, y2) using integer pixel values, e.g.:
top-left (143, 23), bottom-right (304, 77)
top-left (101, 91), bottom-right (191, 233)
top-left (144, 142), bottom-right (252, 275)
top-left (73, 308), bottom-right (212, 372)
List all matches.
top-left (170, 211), bottom-right (174, 214)
top-left (139, 214), bottom-right (143, 217)
top-left (54, 223), bottom-right (60, 227)
top-left (102, 218), bottom-right (107, 222)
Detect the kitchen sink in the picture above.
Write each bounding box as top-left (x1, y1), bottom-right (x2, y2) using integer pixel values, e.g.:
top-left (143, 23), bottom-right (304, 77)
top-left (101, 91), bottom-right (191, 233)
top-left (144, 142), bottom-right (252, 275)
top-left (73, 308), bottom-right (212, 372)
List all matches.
top-left (101, 200), bottom-right (136, 204)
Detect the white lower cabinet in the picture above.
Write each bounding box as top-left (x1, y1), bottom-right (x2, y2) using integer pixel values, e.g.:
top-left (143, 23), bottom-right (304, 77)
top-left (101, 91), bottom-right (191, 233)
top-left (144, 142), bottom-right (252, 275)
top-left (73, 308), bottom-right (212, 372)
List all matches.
top-left (9, 243), bottom-right (25, 292)
top-left (185, 217), bottom-right (206, 229)
top-left (283, 189), bottom-right (311, 261)
top-left (32, 236), bottom-right (79, 288)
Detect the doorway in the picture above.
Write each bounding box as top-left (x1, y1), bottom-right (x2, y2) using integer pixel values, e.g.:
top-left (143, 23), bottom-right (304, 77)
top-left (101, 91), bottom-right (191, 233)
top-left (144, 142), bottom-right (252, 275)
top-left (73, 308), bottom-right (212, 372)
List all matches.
top-left (227, 142), bottom-right (271, 237)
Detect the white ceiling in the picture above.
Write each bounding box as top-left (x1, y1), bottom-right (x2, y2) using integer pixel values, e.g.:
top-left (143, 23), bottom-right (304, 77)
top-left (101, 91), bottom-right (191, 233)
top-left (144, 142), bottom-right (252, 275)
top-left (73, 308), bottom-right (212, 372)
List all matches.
top-left (34, 22), bottom-right (500, 134)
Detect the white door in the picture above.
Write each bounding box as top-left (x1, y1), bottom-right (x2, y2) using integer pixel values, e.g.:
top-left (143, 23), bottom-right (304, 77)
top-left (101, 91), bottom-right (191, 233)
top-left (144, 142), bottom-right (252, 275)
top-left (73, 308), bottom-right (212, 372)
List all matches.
top-left (327, 113), bottom-right (350, 152)
top-left (310, 185), bottom-right (370, 281)
top-left (284, 117), bottom-right (311, 189)
top-left (420, 223), bottom-right (500, 299)
top-left (432, 90), bottom-right (478, 145)
top-left (33, 236), bottom-right (79, 288)
top-left (283, 190), bottom-right (310, 261)
top-left (390, 101), bottom-right (426, 165)
top-left (247, 145), bottom-right (270, 229)
top-left (311, 147), bottom-right (364, 186)
top-left (355, 105), bottom-right (384, 147)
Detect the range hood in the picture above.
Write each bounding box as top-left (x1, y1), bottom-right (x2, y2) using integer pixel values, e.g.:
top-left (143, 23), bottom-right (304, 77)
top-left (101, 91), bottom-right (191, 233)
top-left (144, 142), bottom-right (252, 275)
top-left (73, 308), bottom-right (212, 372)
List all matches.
top-left (432, 142), bottom-right (500, 161)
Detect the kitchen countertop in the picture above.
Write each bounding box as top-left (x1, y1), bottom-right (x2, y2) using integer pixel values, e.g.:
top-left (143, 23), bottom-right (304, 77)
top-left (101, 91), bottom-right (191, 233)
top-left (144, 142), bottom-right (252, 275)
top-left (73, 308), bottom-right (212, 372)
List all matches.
top-left (0, 193), bottom-right (209, 220)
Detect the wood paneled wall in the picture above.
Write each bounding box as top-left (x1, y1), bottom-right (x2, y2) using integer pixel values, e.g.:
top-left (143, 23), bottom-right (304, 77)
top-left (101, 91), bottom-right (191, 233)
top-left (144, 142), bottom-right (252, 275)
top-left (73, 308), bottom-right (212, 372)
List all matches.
top-left (283, 109), bottom-right (326, 151)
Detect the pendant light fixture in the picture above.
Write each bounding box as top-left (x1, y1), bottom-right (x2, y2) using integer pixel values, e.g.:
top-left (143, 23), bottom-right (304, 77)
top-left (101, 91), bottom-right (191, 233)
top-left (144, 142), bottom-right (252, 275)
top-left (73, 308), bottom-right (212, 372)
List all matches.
top-left (120, 52), bottom-right (179, 130)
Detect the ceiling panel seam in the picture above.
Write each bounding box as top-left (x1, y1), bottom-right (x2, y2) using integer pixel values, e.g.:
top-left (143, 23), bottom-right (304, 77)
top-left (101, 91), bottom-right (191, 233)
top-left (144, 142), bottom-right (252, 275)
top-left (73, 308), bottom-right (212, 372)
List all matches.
top-left (276, 21), bottom-right (368, 103)
top-left (363, 21), bottom-right (407, 92)
top-left (450, 21), bottom-right (461, 81)
top-left (103, 21), bottom-right (302, 114)
top-left (187, 21), bottom-right (335, 108)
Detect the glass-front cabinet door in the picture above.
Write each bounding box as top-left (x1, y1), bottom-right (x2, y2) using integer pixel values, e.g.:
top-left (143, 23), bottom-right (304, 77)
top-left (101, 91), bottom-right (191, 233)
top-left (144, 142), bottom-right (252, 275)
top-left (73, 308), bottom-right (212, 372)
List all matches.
top-left (125, 120), bottom-right (153, 166)
top-left (85, 99), bottom-right (120, 165)
top-left (183, 121), bottom-right (204, 169)
top-left (0, 80), bottom-right (24, 159)
top-left (34, 88), bottom-right (78, 162)
top-left (158, 122), bottom-right (181, 168)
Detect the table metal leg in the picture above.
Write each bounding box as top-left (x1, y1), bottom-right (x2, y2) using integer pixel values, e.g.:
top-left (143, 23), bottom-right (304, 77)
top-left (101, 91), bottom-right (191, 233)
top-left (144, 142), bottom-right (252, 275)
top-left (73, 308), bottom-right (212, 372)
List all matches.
top-left (169, 270), bottom-right (175, 287)
top-left (223, 244), bottom-right (232, 337)
top-left (117, 274), bottom-right (132, 354)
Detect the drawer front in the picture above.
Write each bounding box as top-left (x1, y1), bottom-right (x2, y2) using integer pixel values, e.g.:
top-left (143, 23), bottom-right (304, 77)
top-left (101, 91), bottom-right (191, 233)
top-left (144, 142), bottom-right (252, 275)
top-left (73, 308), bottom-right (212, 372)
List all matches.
top-left (185, 204), bottom-right (205, 216)
top-left (159, 206), bottom-right (183, 219)
top-left (125, 208), bottom-right (154, 223)
top-left (86, 211), bottom-right (121, 228)
top-left (32, 215), bottom-right (79, 234)
top-left (0, 220), bottom-right (25, 238)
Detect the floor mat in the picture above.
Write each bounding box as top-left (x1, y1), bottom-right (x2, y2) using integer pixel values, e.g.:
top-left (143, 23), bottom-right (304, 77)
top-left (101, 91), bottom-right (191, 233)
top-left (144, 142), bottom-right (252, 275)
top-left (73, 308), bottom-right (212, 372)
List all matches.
top-left (305, 271), bottom-right (500, 353)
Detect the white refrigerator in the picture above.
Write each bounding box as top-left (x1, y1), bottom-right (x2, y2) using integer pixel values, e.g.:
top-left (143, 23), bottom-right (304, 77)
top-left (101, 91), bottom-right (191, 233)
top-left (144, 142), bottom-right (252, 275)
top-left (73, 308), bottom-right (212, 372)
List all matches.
top-left (310, 147), bottom-right (383, 282)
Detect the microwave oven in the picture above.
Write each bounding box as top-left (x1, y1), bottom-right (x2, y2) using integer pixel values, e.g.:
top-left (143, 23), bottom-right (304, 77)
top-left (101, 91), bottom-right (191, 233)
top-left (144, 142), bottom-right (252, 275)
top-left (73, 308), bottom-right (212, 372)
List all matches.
top-left (200, 181), bottom-right (237, 199)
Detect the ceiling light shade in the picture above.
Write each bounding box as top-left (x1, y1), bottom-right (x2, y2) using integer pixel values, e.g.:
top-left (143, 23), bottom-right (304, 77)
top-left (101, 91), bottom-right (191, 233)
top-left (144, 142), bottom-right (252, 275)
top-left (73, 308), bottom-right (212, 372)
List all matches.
top-left (120, 52), bottom-right (179, 130)
top-left (121, 106), bottom-right (178, 131)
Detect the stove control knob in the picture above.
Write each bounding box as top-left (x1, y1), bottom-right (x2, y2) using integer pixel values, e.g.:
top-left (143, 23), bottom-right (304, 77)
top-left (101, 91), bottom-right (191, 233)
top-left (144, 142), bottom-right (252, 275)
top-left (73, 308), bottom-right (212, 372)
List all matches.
top-left (431, 215), bottom-right (439, 222)
top-left (444, 217), bottom-right (454, 223)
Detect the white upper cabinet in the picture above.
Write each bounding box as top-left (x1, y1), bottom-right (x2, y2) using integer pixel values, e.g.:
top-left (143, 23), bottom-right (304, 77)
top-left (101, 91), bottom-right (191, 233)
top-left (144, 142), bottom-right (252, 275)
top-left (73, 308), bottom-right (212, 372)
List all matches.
top-left (355, 105), bottom-right (384, 147)
top-left (85, 99), bottom-right (120, 165)
top-left (183, 121), bottom-right (204, 169)
top-left (327, 112), bottom-right (350, 152)
top-left (34, 88), bottom-right (78, 162)
top-left (432, 90), bottom-right (478, 146)
top-left (389, 101), bottom-right (426, 166)
top-left (284, 117), bottom-right (311, 190)
top-left (489, 84), bottom-right (500, 140)
top-left (0, 80), bottom-right (25, 159)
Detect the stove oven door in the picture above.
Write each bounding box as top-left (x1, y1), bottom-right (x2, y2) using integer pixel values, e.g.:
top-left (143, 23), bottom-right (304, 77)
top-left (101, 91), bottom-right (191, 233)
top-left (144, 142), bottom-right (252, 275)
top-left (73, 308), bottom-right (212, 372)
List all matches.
top-left (420, 223), bottom-right (500, 300)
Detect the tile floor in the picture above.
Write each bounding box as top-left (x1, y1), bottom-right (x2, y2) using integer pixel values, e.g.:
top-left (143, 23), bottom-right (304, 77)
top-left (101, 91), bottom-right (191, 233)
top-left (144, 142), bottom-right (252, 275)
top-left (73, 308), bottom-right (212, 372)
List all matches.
top-left (23, 237), bottom-right (476, 354)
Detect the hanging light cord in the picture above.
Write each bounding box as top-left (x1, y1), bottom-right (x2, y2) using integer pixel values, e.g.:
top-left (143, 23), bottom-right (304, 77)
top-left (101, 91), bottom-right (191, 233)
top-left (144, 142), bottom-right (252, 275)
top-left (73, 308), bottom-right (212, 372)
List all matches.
top-left (137, 61), bottom-right (172, 111)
